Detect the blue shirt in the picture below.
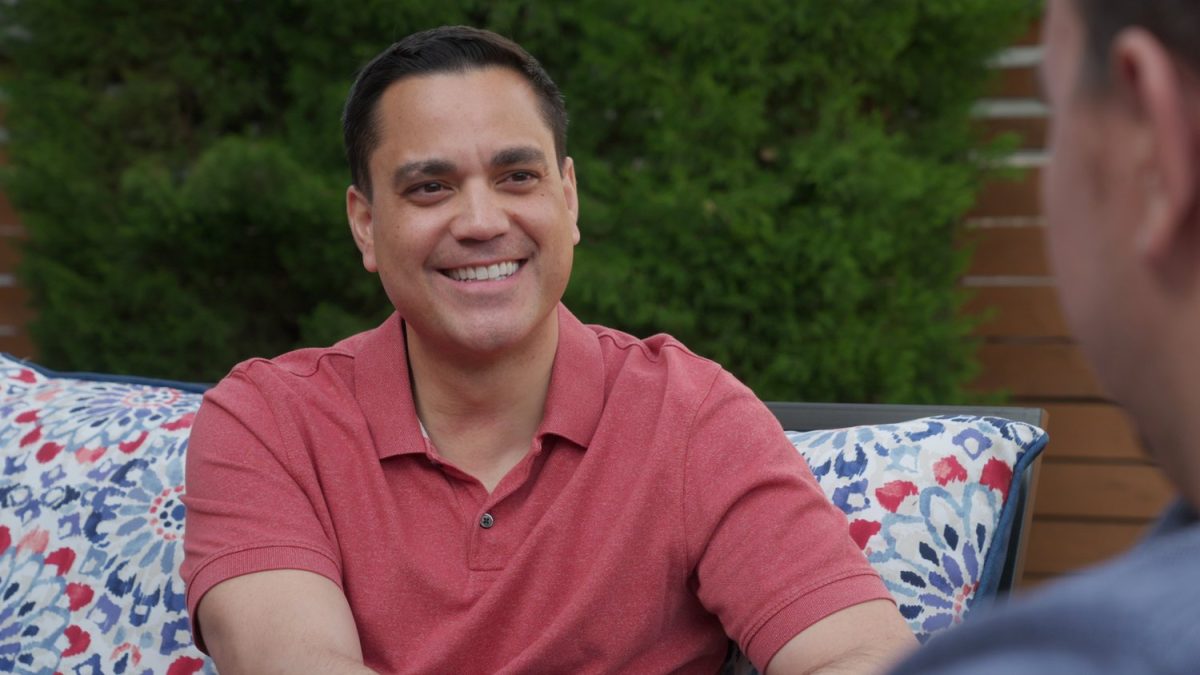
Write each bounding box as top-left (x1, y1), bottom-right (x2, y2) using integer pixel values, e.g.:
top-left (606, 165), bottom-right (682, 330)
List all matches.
top-left (890, 499), bottom-right (1200, 675)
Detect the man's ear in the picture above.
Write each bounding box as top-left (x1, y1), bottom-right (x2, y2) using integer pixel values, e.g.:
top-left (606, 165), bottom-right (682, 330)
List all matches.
top-left (1113, 28), bottom-right (1199, 260)
top-left (561, 157), bottom-right (580, 245)
top-left (346, 185), bottom-right (378, 273)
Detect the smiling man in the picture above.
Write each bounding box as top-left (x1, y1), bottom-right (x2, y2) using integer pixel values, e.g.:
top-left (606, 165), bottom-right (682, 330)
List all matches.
top-left (180, 26), bottom-right (914, 674)
top-left (888, 1), bottom-right (1200, 673)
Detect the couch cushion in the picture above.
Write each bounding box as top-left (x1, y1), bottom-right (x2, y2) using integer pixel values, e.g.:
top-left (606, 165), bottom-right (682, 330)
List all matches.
top-left (0, 355), bottom-right (214, 674)
top-left (788, 415), bottom-right (1047, 641)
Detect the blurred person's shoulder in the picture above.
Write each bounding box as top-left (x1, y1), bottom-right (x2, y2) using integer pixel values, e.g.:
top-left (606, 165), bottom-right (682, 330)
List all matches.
top-left (891, 500), bottom-right (1200, 675)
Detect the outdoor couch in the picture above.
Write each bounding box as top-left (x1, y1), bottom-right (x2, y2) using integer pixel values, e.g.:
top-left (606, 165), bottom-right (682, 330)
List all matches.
top-left (0, 354), bottom-right (1047, 674)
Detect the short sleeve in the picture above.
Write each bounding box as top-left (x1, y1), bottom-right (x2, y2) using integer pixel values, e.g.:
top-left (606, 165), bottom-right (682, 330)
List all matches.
top-left (181, 366), bottom-right (342, 652)
top-left (683, 372), bottom-right (892, 670)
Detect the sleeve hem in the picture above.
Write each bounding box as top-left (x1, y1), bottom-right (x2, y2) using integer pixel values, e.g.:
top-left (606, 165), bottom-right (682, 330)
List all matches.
top-left (185, 543), bottom-right (343, 653)
top-left (744, 571), bottom-right (895, 670)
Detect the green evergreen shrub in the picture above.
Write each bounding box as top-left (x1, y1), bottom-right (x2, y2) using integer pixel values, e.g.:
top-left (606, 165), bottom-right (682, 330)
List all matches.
top-left (0, 0), bottom-right (1031, 402)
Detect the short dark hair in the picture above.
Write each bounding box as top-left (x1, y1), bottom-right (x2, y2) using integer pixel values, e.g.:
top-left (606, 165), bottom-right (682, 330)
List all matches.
top-left (1075, 0), bottom-right (1200, 91)
top-left (342, 25), bottom-right (568, 198)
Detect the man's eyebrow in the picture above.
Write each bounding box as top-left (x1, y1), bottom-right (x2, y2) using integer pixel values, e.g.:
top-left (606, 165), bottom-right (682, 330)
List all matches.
top-left (391, 159), bottom-right (457, 190)
top-left (491, 146), bottom-right (548, 168)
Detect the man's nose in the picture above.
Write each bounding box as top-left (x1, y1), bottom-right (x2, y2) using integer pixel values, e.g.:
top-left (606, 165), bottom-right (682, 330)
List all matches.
top-left (450, 183), bottom-right (510, 241)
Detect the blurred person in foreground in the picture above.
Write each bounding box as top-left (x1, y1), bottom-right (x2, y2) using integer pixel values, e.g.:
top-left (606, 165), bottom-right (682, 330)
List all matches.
top-left (179, 25), bottom-right (915, 674)
top-left (892, 1), bottom-right (1200, 673)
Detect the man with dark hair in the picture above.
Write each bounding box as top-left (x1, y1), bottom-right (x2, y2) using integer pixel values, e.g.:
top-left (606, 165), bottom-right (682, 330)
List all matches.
top-left (890, 1), bottom-right (1200, 672)
top-left (341, 26), bottom-right (569, 197)
top-left (181, 26), bottom-right (915, 674)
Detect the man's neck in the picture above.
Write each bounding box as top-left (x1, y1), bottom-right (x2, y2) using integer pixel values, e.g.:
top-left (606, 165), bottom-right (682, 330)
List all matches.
top-left (1125, 316), bottom-right (1200, 512)
top-left (405, 319), bottom-right (559, 492)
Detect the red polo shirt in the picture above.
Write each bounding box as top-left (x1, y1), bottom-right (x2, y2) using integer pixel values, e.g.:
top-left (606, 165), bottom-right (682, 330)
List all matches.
top-left (182, 305), bottom-right (889, 672)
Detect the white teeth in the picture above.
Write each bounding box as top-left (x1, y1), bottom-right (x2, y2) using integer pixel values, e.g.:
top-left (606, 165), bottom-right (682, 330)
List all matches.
top-left (446, 260), bottom-right (519, 282)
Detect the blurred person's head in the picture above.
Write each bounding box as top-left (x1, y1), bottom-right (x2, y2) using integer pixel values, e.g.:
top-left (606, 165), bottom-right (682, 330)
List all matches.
top-left (1074, 0), bottom-right (1200, 91)
top-left (342, 25), bottom-right (568, 200)
top-left (1041, 0), bottom-right (1200, 502)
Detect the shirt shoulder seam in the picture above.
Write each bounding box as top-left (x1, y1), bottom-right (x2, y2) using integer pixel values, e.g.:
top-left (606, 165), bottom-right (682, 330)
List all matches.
top-left (680, 365), bottom-right (728, 570)
top-left (235, 348), bottom-right (356, 381)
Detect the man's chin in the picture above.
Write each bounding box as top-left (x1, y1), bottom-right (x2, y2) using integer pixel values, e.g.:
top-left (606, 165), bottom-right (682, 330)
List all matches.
top-left (415, 313), bottom-right (557, 363)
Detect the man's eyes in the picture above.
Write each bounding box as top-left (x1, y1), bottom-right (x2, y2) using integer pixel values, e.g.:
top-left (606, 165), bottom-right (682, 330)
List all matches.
top-left (403, 182), bottom-right (450, 203)
top-left (403, 172), bottom-right (539, 201)
top-left (410, 182), bottom-right (446, 195)
top-left (505, 170), bottom-right (542, 187)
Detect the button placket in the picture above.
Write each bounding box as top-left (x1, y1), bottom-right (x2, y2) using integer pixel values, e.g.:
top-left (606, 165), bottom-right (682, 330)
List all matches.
top-left (469, 506), bottom-right (505, 571)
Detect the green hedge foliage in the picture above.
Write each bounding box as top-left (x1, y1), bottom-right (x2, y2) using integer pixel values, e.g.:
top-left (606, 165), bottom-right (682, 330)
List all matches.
top-left (0, 0), bottom-right (1031, 402)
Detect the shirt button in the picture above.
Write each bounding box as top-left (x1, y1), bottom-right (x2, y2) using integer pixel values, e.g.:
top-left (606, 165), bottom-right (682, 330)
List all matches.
top-left (480, 513), bottom-right (495, 529)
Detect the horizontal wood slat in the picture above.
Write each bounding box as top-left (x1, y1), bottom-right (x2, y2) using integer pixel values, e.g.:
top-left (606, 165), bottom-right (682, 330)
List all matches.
top-left (1034, 462), bottom-right (1174, 519)
top-left (0, 191), bottom-right (17, 227)
top-left (977, 116), bottom-right (1047, 149)
top-left (974, 342), bottom-right (1104, 398)
top-left (1039, 402), bottom-right (1148, 462)
top-left (963, 224), bottom-right (1050, 277)
top-left (970, 168), bottom-right (1041, 218)
top-left (1016, 21), bottom-right (1042, 46)
top-left (1023, 519), bottom-right (1149, 575)
top-left (0, 286), bottom-right (32, 325)
top-left (987, 66), bottom-right (1038, 99)
top-left (1017, 572), bottom-right (1064, 590)
top-left (0, 235), bottom-right (20, 273)
top-left (964, 286), bottom-right (1068, 338)
top-left (0, 331), bottom-right (35, 359)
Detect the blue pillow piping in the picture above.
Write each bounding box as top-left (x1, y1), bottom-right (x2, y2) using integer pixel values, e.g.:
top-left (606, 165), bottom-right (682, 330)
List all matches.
top-left (1, 352), bottom-right (212, 394)
top-left (970, 427), bottom-right (1050, 606)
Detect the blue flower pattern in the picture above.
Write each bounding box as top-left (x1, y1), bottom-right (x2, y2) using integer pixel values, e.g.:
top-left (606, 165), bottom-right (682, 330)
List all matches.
top-left (0, 356), bottom-right (215, 674)
top-left (788, 415), bottom-right (1046, 642)
top-left (0, 542), bottom-right (70, 674)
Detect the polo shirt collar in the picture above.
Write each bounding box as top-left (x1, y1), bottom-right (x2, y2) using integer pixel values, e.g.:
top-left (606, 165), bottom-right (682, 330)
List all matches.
top-left (354, 304), bottom-right (605, 461)
top-left (355, 313), bottom-right (425, 461)
top-left (538, 304), bottom-right (605, 449)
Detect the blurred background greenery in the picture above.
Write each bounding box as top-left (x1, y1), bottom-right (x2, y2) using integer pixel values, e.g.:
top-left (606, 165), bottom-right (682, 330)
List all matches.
top-left (0, 0), bottom-right (1033, 401)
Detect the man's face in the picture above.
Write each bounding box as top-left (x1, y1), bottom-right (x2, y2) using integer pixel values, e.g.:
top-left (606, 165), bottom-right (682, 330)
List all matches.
top-left (348, 67), bottom-right (579, 360)
top-left (1040, 0), bottom-right (1145, 394)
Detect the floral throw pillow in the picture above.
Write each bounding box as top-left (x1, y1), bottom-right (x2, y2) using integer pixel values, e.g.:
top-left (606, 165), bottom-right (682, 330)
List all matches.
top-left (0, 354), bottom-right (215, 675)
top-left (788, 415), bottom-right (1048, 641)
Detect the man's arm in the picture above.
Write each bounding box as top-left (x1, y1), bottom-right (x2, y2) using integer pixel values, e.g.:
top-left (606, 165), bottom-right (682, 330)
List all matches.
top-left (198, 569), bottom-right (377, 675)
top-left (765, 599), bottom-right (917, 675)
top-left (680, 371), bottom-right (915, 672)
top-left (183, 370), bottom-right (369, 672)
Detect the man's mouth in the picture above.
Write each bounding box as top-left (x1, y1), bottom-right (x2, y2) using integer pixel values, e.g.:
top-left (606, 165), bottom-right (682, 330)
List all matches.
top-left (443, 260), bottom-right (522, 282)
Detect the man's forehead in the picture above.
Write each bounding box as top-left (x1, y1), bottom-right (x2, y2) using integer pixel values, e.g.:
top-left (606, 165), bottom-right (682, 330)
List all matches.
top-left (377, 67), bottom-right (543, 121)
top-left (372, 68), bottom-right (552, 153)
